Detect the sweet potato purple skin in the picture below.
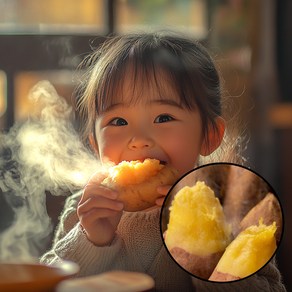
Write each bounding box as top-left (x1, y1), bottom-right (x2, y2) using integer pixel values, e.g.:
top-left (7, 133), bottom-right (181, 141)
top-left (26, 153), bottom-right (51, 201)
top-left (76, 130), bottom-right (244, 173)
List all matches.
top-left (209, 270), bottom-right (241, 282)
top-left (169, 247), bottom-right (224, 279)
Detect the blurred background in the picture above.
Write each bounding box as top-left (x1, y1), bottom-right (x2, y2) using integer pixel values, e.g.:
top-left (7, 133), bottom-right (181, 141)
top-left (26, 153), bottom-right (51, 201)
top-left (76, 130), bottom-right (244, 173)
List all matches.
top-left (0, 0), bottom-right (291, 289)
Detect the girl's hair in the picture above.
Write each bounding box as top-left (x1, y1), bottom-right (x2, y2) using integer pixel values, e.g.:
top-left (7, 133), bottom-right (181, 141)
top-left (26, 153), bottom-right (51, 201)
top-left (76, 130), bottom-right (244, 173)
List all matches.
top-left (76, 31), bottom-right (244, 163)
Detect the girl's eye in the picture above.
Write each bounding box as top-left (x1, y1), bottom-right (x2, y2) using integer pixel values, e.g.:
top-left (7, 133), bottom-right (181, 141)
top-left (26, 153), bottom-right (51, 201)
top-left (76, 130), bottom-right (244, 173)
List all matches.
top-left (109, 117), bottom-right (128, 126)
top-left (154, 114), bottom-right (174, 123)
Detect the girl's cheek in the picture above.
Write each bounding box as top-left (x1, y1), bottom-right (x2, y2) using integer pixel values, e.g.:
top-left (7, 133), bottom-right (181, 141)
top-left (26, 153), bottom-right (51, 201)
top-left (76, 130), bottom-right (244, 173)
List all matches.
top-left (160, 129), bottom-right (190, 151)
top-left (161, 132), bottom-right (201, 174)
top-left (97, 130), bottom-right (126, 164)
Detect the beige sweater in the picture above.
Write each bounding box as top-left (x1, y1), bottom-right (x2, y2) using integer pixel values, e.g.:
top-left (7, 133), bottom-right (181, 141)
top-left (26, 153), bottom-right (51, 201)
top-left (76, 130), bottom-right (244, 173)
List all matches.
top-left (40, 192), bottom-right (286, 292)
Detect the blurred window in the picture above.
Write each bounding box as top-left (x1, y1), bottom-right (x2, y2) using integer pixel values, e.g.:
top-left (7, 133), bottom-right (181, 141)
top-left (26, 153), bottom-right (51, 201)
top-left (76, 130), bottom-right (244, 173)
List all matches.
top-left (0, 0), bottom-right (105, 34)
top-left (116, 0), bottom-right (207, 38)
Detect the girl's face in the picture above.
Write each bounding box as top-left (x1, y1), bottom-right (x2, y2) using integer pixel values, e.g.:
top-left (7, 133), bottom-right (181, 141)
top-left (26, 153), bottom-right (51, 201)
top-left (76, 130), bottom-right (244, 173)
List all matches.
top-left (94, 71), bottom-right (205, 176)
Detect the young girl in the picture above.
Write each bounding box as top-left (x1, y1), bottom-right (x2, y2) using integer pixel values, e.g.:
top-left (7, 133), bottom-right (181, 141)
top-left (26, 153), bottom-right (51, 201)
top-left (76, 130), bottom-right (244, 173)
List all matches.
top-left (40, 32), bottom-right (285, 291)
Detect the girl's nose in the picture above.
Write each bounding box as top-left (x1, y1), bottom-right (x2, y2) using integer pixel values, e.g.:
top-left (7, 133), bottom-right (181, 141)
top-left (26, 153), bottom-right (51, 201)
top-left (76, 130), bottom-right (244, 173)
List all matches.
top-left (128, 135), bottom-right (155, 150)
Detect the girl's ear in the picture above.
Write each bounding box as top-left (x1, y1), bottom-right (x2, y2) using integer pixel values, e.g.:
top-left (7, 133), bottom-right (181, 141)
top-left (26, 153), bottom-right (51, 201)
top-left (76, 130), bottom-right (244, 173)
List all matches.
top-left (89, 133), bottom-right (99, 156)
top-left (200, 117), bottom-right (225, 156)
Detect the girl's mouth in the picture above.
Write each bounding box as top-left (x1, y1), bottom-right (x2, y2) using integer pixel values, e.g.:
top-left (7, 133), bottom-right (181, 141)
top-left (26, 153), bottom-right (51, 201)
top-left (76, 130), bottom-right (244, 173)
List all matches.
top-left (131, 158), bottom-right (167, 165)
top-left (124, 157), bottom-right (168, 166)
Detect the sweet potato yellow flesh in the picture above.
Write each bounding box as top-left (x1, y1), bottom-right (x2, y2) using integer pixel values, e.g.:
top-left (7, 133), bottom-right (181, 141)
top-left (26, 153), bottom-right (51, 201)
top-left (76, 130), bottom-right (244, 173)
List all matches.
top-left (104, 159), bottom-right (163, 186)
top-left (165, 181), bottom-right (231, 256)
top-left (214, 220), bottom-right (277, 278)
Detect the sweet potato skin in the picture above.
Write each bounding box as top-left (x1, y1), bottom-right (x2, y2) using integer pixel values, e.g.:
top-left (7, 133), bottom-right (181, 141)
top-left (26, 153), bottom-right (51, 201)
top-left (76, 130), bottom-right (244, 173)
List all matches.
top-left (209, 270), bottom-right (240, 282)
top-left (223, 166), bottom-right (270, 235)
top-left (169, 247), bottom-right (224, 279)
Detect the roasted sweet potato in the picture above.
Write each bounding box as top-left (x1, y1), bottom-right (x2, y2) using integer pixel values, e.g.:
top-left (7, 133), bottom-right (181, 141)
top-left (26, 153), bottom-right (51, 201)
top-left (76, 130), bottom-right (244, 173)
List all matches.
top-left (161, 164), bottom-right (283, 282)
top-left (209, 220), bottom-right (277, 282)
top-left (102, 159), bottom-right (179, 212)
top-left (164, 181), bottom-right (231, 279)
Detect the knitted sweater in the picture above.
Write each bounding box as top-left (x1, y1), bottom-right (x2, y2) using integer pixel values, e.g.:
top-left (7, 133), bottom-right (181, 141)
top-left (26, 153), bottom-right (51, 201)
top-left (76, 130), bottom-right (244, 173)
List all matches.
top-left (40, 192), bottom-right (286, 292)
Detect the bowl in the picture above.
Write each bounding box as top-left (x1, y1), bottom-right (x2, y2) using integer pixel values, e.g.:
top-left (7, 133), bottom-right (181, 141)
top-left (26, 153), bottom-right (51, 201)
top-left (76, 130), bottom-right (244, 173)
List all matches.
top-left (0, 261), bottom-right (79, 292)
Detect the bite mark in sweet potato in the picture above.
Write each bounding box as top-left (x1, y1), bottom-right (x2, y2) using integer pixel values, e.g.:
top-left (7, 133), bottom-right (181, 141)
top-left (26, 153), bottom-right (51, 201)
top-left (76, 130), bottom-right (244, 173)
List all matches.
top-left (102, 159), bottom-right (179, 211)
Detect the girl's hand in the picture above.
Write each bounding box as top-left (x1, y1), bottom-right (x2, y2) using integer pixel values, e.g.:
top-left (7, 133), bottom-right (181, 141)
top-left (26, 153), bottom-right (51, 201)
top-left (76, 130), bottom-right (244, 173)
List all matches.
top-left (155, 185), bottom-right (172, 207)
top-left (77, 172), bottom-right (124, 246)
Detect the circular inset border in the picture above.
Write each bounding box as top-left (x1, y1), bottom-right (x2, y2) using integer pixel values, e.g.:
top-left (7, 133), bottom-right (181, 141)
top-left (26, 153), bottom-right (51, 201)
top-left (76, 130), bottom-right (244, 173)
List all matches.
top-left (160, 162), bottom-right (285, 283)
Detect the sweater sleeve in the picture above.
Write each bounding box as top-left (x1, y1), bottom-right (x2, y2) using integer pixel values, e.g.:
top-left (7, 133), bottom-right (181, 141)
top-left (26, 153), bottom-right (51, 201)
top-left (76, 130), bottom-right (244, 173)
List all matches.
top-left (40, 192), bottom-right (127, 277)
top-left (40, 192), bottom-right (165, 278)
top-left (192, 257), bottom-right (287, 292)
top-left (41, 222), bottom-right (127, 277)
top-left (51, 191), bottom-right (81, 245)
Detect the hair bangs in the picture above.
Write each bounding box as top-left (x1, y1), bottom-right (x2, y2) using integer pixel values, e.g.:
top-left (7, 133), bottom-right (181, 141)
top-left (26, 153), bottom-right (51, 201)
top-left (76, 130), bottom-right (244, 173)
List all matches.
top-left (96, 46), bottom-right (204, 113)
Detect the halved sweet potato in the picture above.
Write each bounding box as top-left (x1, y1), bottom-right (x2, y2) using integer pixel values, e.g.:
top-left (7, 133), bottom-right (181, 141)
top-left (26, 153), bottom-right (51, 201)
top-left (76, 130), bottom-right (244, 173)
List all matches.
top-left (209, 220), bottom-right (277, 281)
top-left (164, 181), bottom-right (231, 279)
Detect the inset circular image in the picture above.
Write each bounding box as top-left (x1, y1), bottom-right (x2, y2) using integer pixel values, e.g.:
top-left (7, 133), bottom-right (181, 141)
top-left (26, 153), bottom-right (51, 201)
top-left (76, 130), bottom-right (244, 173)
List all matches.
top-left (160, 163), bottom-right (284, 282)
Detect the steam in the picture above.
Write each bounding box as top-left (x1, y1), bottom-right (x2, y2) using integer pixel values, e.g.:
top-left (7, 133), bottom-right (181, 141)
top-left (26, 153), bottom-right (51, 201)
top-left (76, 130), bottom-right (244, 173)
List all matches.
top-left (0, 81), bottom-right (101, 262)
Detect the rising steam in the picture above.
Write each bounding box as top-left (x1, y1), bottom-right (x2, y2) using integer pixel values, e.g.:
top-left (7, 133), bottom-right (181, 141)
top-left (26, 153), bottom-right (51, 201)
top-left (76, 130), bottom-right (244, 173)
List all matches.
top-left (0, 81), bottom-right (101, 262)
